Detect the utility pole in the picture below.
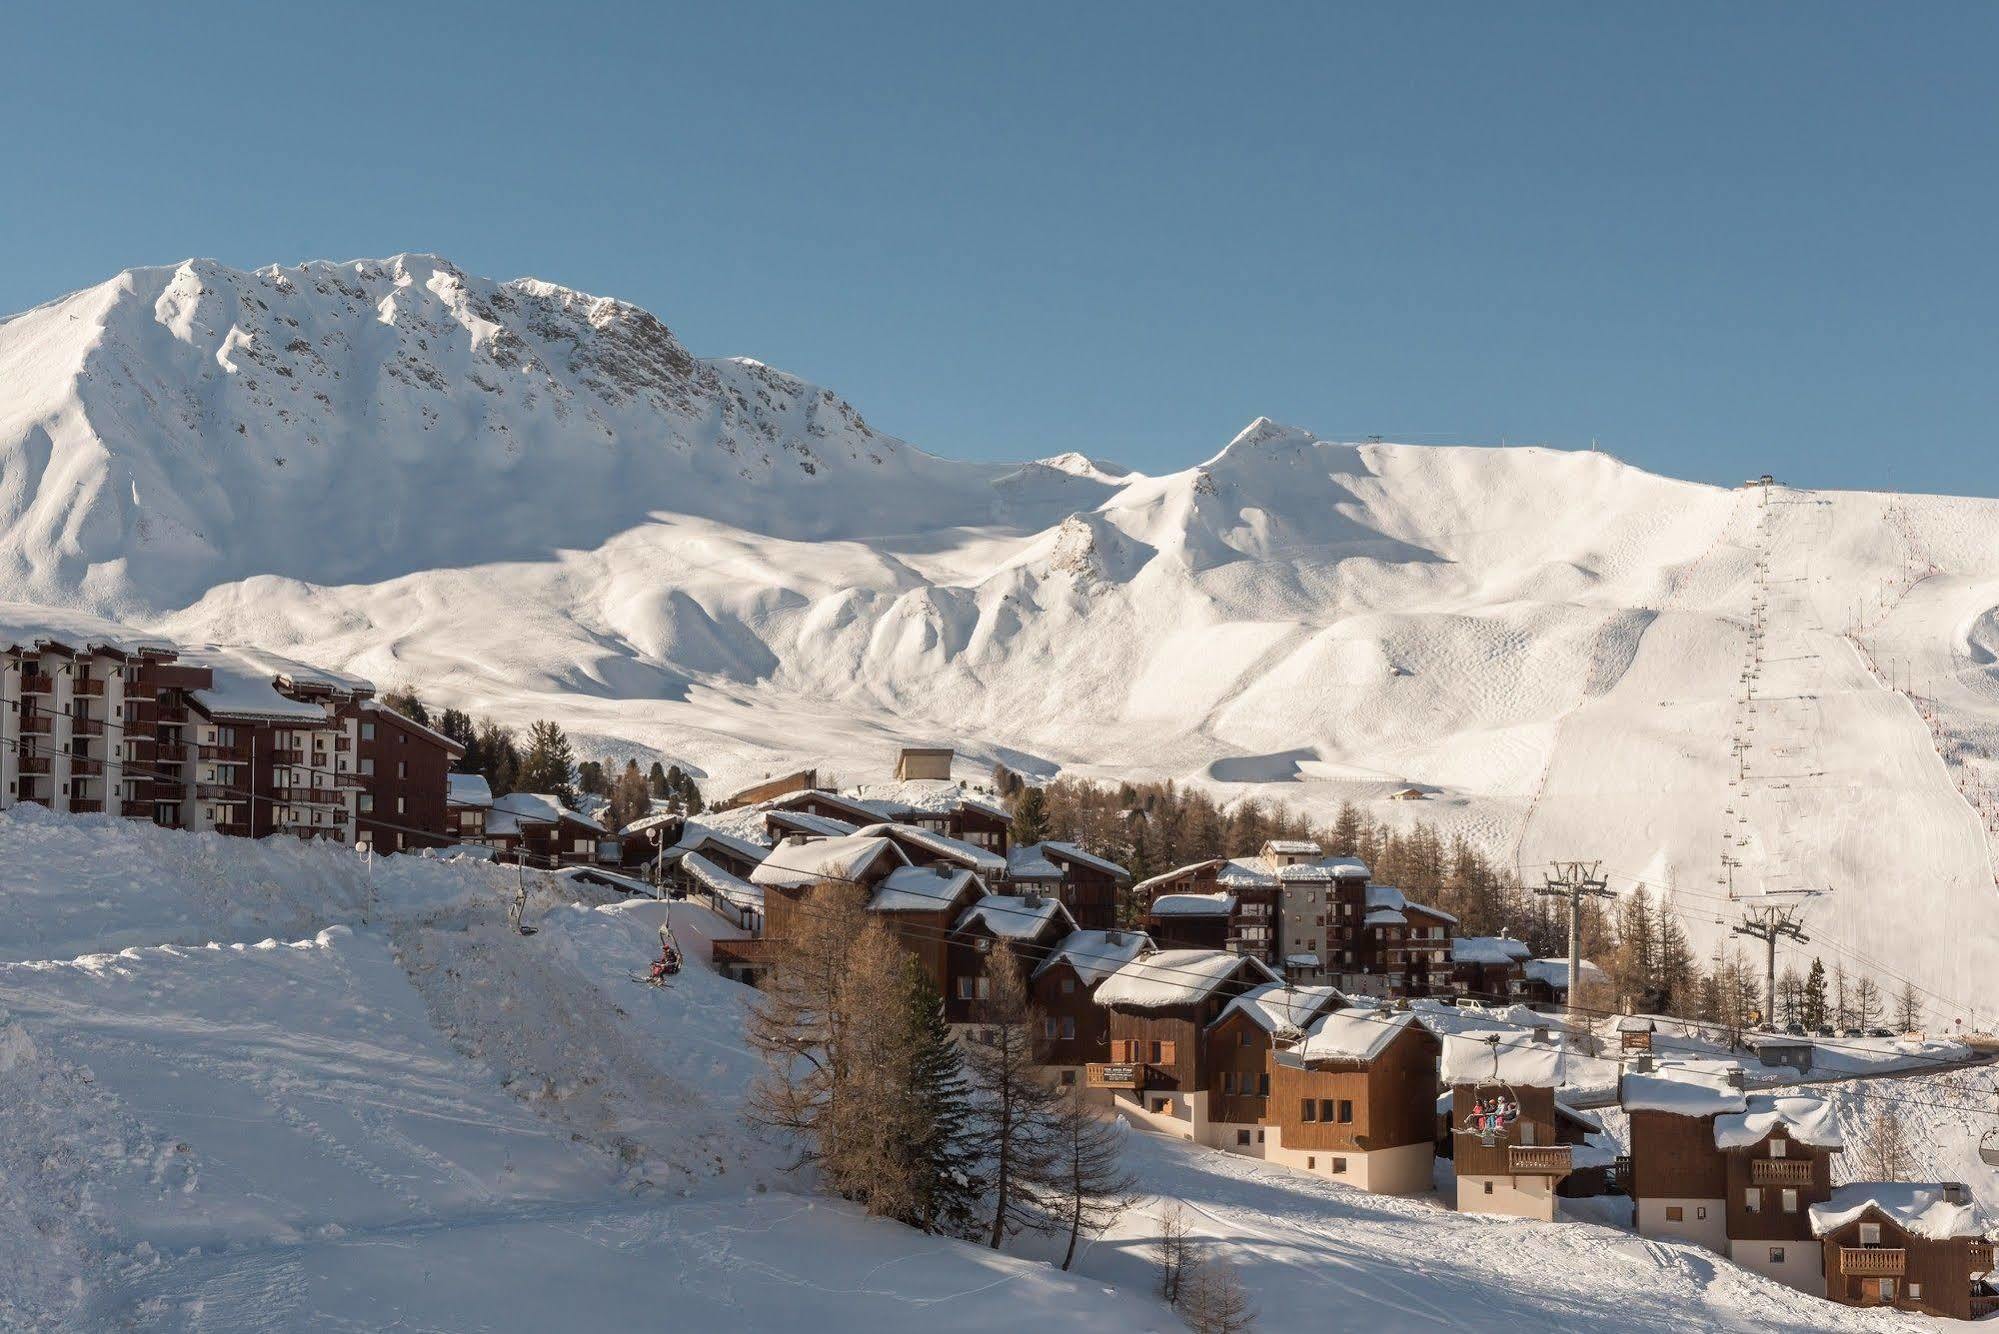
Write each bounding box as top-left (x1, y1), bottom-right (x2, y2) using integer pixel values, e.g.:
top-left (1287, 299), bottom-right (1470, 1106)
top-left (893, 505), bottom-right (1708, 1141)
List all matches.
top-left (1731, 899), bottom-right (1812, 1029)
top-left (1534, 862), bottom-right (1616, 1021)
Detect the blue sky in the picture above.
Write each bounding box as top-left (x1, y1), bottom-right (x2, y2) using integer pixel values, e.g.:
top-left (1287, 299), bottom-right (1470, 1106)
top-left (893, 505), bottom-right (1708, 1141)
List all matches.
top-left (6, 3), bottom-right (1996, 493)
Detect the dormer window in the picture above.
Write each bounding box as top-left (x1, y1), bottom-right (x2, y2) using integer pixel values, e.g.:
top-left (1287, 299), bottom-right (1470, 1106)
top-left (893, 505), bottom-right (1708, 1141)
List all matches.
top-left (1769, 1139), bottom-right (1787, 1158)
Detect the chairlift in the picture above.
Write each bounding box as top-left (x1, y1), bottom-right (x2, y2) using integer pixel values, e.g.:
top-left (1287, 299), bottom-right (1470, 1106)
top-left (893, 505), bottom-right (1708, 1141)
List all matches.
top-left (1453, 1034), bottom-right (1521, 1149)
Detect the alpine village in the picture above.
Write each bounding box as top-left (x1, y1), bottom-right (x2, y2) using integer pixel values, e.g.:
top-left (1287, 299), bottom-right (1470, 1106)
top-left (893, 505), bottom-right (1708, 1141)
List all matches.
top-left (4, 616), bottom-right (1994, 1326)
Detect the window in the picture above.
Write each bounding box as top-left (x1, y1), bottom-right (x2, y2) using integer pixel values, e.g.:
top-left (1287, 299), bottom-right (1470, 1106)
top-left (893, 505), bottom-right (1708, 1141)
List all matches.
top-left (1908, 1282), bottom-right (1921, 1300)
top-left (1770, 1139), bottom-right (1787, 1158)
top-left (1781, 1189), bottom-right (1798, 1214)
top-left (1880, 1279), bottom-right (1897, 1301)
top-left (1337, 1100), bottom-right (1353, 1123)
top-left (360, 758), bottom-right (375, 776)
top-left (1769, 1247), bottom-right (1785, 1264)
top-left (1059, 1069), bottom-right (1075, 1086)
top-left (1859, 1223), bottom-right (1882, 1246)
top-left (400, 798), bottom-right (410, 816)
top-left (358, 795), bottom-right (374, 813)
top-left (957, 977), bottom-right (975, 1001)
top-left (1744, 1191), bottom-right (1759, 1214)
top-left (1302, 1100), bottom-right (1318, 1122)
top-left (1151, 1098), bottom-right (1170, 1115)
top-left (1060, 978), bottom-right (1075, 995)
top-left (1307, 1157), bottom-right (1315, 1169)
top-left (397, 761), bottom-right (408, 779)
top-left (360, 723), bottom-right (375, 742)
top-left (1240, 1030), bottom-right (1252, 1047)
top-left (1256, 1129), bottom-right (1264, 1143)
top-left (1042, 1018), bottom-right (1057, 1040)
top-left (1237, 1130), bottom-right (1251, 1146)
top-left (1258, 1073), bottom-right (1270, 1096)
top-left (1482, 1182), bottom-right (1494, 1195)
top-left (1665, 1206), bottom-right (1684, 1222)
top-left (1332, 1158), bottom-right (1347, 1174)
top-left (1059, 1017), bottom-right (1075, 1040)
top-left (1696, 1206), bottom-right (1707, 1220)
top-left (1156, 1040), bottom-right (1176, 1064)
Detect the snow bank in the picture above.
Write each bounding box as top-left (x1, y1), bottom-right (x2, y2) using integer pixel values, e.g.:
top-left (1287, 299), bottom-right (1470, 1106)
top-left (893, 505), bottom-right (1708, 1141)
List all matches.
top-left (1808, 1183), bottom-right (1989, 1240)
top-left (1714, 1094), bottom-right (1843, 1150)
top-left (1094, 949), bottom-right (1273, 1009)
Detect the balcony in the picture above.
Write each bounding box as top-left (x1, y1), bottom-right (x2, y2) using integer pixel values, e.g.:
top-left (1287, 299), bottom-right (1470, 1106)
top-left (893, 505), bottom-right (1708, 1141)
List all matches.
top-left (1507, 1145), bottom-right (1574, 1176)
top-left (18, 755), bottom-right (49, 775)
top-left (213, 822), bottom-right (254, 838)
top-left (194, 785), bottom-right (246, 803)
top-left (155, 742), bottom-right (190, 763)
top-left (274, 786), bottom-right (341, 807)
top-left (73, 678), bottom-right (105, 698)
top-left (1838, 1248), bottom-right (1907, 1278)
top-left (21, 714), bottom-right (53, 735)
top-left (19, 672), bottom-right (53, 695)
top-left (155, 703), bottom-right (188, 724)
top-left (1974, 1295), bottom-right (1999, 1320)
top-left (68, 799), bottom-right (103, 814)
top-left (199, 745), bottom-right (247, 763)
top-left (271, 749), bottom-right (305, 766)
top-left (1970, 1243), bottom-right (1994, 1273)
top-left (1751, 1159), bottom-right (1814, 1187)
top-left (1085, 1062), bottom-right (1147, 1090)
top-left (334, 735), bottom-right (351, 751)
top-left (335, 770), bottom-right (368, 788)
top-left (69, 717), bottom-right (104, 737)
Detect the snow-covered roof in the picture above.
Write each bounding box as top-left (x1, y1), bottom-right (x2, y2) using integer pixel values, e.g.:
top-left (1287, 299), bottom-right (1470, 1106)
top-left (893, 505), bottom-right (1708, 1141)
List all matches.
top-left (1033, 929), bottom-right (1154, 987)
top-left (362, 700), bottom-right (464, 752)
top-left (1041, 841), bottom-right (1130, 880)
top-left (954, 891), bottom-right (1074, 940)
top-left (769, 788), bottom-right (889, 825)
top-left (1132, 859), bottom-right (1227, 896)
top-left (1363, 908), bottom-right (1407, 927)
top-left (670, 825), bottom-right (769, 867)
top-left (1285, 952), bottom-right (1321, 968)
top-left (1453, 936), bottom-right (1533, 966)
top-left (682, 850), bottom-right (763, 911)
top-left (1273, 856), bottom-right (1369, 883)
top-left (1297, 1007), bottom-right (1426, 1064)
top-left (1263, 840), bottom-right (1323, 856)
top-left (870, 864), bottom-right (983, 913)
top-left (184, 645), bottom-right (362, 721)
top-left (447, 772), bottom-right (493, 809)
top-left (1094, 949), bottom-right (1277, 1010)
top-left (1150, 892), bottom-right (1237, 916)
top-left (1217, 982), bottom-right (1341, 1036)
top-left (488, 791), bottom-right (606, 836)
top-left (844, 778), bottom-right (1006, 820)
top-left (1523, 957), bottom-right (1608, 993)
top-left (1714, 1094), bottom-right (1843, 1151)
top-left (1215, 858), bottom-right (1280, 888)
top-left (1006, 842), bottom-right (1064, 882)
top-left (1439, 1028), bottom-right (1566, 1089)
top-left (765, 809), bottom-right (857, 838)
top-left (854, 821), bottom-right (1007, 876)
top-left (1619, 1060), bottom-right (1747, 1117)
top-left (1366, 884), bottom-right (1408, 911)
top-left (1809, 1184), bottom-right (1989, 1241)
top-left (622, 809), bottom-right (685, 838)
top-left (749, 834), bottom-right (907, 890)
top-left (0, 603), bottom-right (174, 656)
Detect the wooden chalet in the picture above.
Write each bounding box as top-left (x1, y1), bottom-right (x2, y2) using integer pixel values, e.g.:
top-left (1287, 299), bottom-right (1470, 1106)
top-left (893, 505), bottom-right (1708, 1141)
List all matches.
top-left (944, 890), bottom-right (1077, 1024)
top-left (1006, 840), bottom-right (1131, 931)
top-left (1515, 956), bottom-right (1610, 1009)
top-left (1144, 891), bottom-right (1237, 953)
top-left (1619, 1058), bottom-right (1749, 1252)
top-left (1135, 858), bottom-right (1280, 966)
top-left (1266, 1006), bottom-right (1441, 1194)
top-left (1811, 1184), bottom-right (1997, 1319)
top-left (1717, 1094), bottom-right (1845, 1293)
top-left (1200, 982), bottom-right (1343, 1155)
top-left (1440, 1028), bottom-right (1576, 1220)
top-left (856, 820), bottom-right (1009, 883)
top-left (1449, 934), bottom-right (1533, 1001)
top-left (1088, 949), bottom-right (1280, 1139)
top-left (1029, 929), bottom-right (1155, 1084)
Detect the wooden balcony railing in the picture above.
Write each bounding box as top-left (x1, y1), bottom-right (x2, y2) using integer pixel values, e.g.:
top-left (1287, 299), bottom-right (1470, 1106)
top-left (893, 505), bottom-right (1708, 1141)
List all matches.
top-left (73, 678), bottom-right (105, 697)
top-left (1969, 1242), bottom-right (1994, 1273)
top-left (334, 735), bottom-right (351, 751)
top-left (18, 756), bottom-right (49, 775)
top-left (1751, 1159), bottom-right (1814, 1186)
top-left (270, 749), bottom-right (305, 766)
top-left (155, 742), bottom-right (190, 763)
top-left (19, 672), bottom-right (53, 694)
top-left (70, 717), bottom-right (104, 736)
top-left (1973, 1294), bottom-right (1999, 1319)
top-left (21, 714), bottom-right (52, 735)
top-left (1085, 1062), bottom-right (1146, 1090)
top-left (1508, 1145), bottom-right (1574, 1175)
top-left (273, 786), bottom-right (341, 806)
top-left (199, 745), bottom-right (247, 763)
top-left (68, 799), bottom-right (103, 814)
top-left (335, 771), bottom-right (368, 788)
top-left (213, 823), bottom-right (254, 838)
top-left (1838, 1248), bottom-right (1907, 1277)
top-left (155, 703), bottom-right (188, 724)
top-left (194, 785), bottom-right (246, 803)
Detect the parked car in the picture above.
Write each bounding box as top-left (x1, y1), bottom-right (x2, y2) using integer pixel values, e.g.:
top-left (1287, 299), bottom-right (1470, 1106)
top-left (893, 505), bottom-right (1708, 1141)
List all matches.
top-left (1842, 1028), bottom-right (1864, 1039)
top-left (1867, 1027), bottom-right (1895, 1038)
top-left (1815, 1027), bottom-right (1835, 1037)
top-left (1784, 1022), bottom-right (1807, 1037)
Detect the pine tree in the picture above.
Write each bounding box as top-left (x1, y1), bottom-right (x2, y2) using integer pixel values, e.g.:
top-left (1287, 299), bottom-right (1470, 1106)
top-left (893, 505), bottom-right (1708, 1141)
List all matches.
top-left (608, 760), bottom-right (652, 829)
top-left (382, 687), bottom-right (429, 725)
top-left (900, 962), bottom-right (985, 1237)
top-left (1654, 912), bottom-right (1698, 1015)
top-left (515, 720), bottom-right (577, 805)
top-left (577, 760), bottom-right (607, 797)
top-left (965, 938), bottom-right (1059, 1249)
top-left (648, 760), bottom-right (670, 799)
top-left (1777, 967), bottom-right (1804, 1027)
top-left (1011, 786), bottom-right (1051, 848)
top-left (1801, 958), bottom-right (1829, 1031)
top-left (1857, 1099), bottom-right (1915, 1179)
top-left (823, 916), bottom-right (923, 1220)
top-left (475, 719), bottom-right (519, 796)
top-left (1049, 1081), bottom-right (1136, 1269)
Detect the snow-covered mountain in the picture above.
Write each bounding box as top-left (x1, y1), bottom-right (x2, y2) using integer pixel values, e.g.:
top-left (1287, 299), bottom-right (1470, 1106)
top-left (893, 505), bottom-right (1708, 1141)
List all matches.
top-left (6, 254), bottom-right (1999, 1018)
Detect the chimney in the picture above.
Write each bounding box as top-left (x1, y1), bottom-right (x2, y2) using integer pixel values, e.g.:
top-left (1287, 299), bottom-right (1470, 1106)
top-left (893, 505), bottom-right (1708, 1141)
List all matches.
top-left (1532, 1025), bottom-right (1552, 1044)
top-left (1727, 1068), bottom-right (1747, 1091)
top-left (1943, 1183), bottom-right (1968, 1205)
top-left (1632, 1053), bottom-right (1655, 1074)
top-left (1023, 890), bottom-right (1043, 909)
top-left (1107, 929), bottom-right (1126, 946)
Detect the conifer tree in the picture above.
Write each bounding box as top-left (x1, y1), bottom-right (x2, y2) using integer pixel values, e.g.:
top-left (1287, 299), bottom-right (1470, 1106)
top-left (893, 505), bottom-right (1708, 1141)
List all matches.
top-left (609, 760), bottom-right (652, 829)
top-left (648, 760), bottom-right (670, 799)
top-left (1801, 957), bottom-right (1829, 1031)
top-left (382, 687), bottom-right (429, 725)
top-left (900, 961), bottom-right (985, 1238)
top-left (1011, 785), bottom-right (1051, 848)
top-left (516, 720), bottom-right (577, 805)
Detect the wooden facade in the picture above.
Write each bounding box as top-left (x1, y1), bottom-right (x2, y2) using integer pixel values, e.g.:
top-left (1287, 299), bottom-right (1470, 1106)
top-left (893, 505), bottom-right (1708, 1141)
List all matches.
top-left (1626, 1108), bottom-right (1730, 1203)
top-left (1818, 1207), bottom-right (1991, 1320)
top-left (1030, 958), bottom-right (1115, 1068)
top-left (1269, 1021), bottom-right (1440, 1156)
top-left (1203, 1007), bottom-right (1277, 1127)
top-left (1723, 1129), bottom-right (1834, 1244)
top-left (1450, 1083), bottom-right (1565, 1180)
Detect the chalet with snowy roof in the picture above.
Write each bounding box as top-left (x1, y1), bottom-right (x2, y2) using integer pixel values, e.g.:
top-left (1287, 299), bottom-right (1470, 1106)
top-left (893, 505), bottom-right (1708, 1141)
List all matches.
top-left (1144, 891), bottom-right (1237, 953)
top-left (1441, 1027), bottom-right (1577, 1220)
top-left (1811, 1183), bottom-right (1998, 1319)
top-left (1515, 956), bottom-right (1610, 1009)
top-left (716, 768), bottom-right (819, 811)
top-left (668, 826), bottom-right (768, 881)
top-left (765, 787), bottom-right (889, 828)
top-left (856, 821), bottom-right (1008, 880)
top-left (762, 808), bottom-right (856, 842)
top-left (1029, 928), bottom-right (1154, 1083)
top-left (1005, 841), bottom-right (1130, 931)
top-left (447, 772), bottom-right (492, 842)
top-left (1201, 982), bottom-right (1342, 1157)
top-left (1620, 1058), bottom-right (1750, 1251)
top-left (484, 792), bottom-right (607, 866)
top-left (1266, 1006), bottom-right (1441, 1194)
top-left (1719, 1093), bottom-right (1844, 1294)
top-left (1449, 934), bottom-right (1533, 1000)
top-left (1133, 858), bottom-right (1279, 965)
top-left (945, 890), bottom-right (1077, 1025)
top-left (1089, 949), bottom-right (1280, 1139)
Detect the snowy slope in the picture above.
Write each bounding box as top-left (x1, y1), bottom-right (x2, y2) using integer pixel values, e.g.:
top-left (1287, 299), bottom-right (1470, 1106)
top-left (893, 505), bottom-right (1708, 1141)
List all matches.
top-left (6, 256), bottom-right (1999, 1018)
